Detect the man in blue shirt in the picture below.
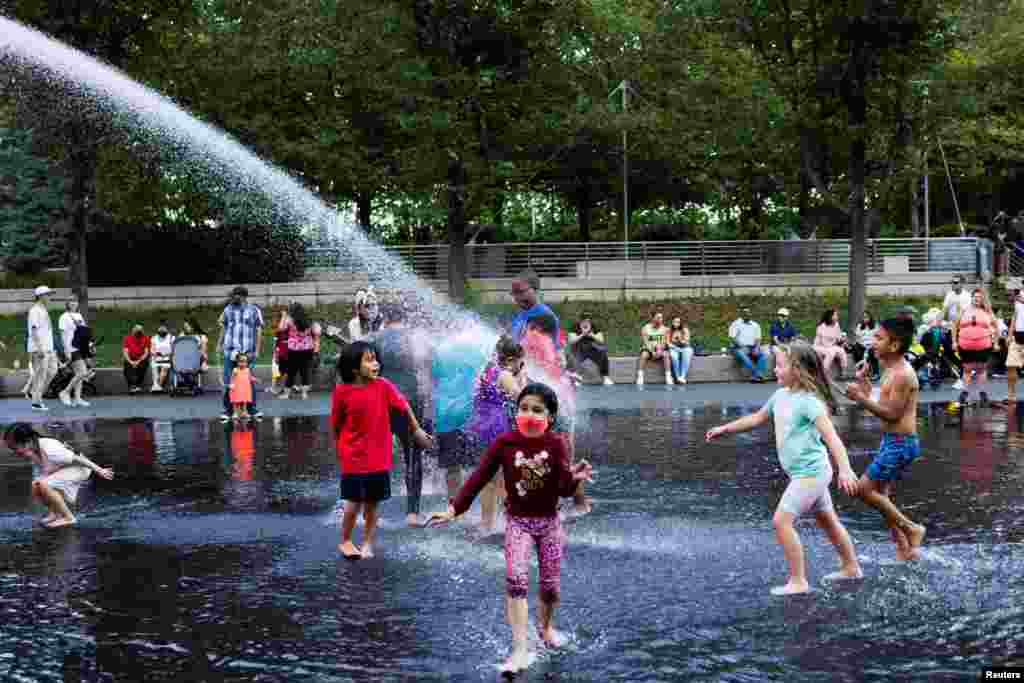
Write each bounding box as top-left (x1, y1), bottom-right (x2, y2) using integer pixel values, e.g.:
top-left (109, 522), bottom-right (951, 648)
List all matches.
top-left (216, 286), bottom-right (264, 421)
top-left (508, 270), bottom-right (561, 349)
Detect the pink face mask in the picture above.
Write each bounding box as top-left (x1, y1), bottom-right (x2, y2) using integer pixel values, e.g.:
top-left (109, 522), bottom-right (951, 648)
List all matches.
top-left (515, 414), bottom-right (548, 438)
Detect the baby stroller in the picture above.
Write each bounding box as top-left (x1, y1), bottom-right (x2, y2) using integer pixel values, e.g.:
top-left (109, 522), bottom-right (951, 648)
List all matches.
top-left (911, 326), bottom-right (958, 390)
top-left (169, 336), bottom-right (203, 396)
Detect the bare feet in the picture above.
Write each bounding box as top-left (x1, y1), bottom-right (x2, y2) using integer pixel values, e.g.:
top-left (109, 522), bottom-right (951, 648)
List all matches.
top-left (406, 513), bottom-right (421, 528)
top-left (337, 541), bottom-right (362, 560)
top-left (822, 568), bottom-right (864, 583)
top-left (501, 649), bottom-right (531, 675)
top-left (770, 580), bottom-right (811, 596)
top-left (359, 544), bottom-right (375, 559)
top-left (43, 516), bottom-right (76, 529)
top-left (908, 523), bottom-right (927, 549)
top-left (538, 627), bottom-right (566, 649)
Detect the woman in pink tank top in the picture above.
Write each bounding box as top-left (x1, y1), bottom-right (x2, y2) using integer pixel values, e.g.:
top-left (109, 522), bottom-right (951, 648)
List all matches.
top-left (954, 288), bottom-right (999, 406)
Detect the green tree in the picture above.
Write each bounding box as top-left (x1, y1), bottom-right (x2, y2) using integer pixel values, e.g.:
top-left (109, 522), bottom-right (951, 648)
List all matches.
top-left (0, 128), bottom-right (66, 273)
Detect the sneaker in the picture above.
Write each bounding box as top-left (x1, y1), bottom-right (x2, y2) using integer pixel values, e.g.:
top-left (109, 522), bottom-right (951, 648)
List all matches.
top-left (665, 374), bottom-right (675, 385)
top-left (603, 377), bottom-right (614, 386)
top-left (220, 413), bottom-right (232, 423)
top-left (636, 373), bottom-right (644, 386)
top-left (953, 379), bottom-right (964, 391)
top-left (251, 410), bottom-right (264, 419)
top-left (73, 399), bottom-right (90, 408)
top-left (130, 386), bottom-right (141, 394)
top-left (678, 378), bottom-right (687, 384)
top-left (59, 391), bottom-right (72, 407)
top-left (31, 403), bottom-right (48, 411)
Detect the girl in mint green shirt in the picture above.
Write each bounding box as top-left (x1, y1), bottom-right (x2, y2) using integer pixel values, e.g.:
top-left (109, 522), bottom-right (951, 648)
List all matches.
top-left (706, 342), bottom-right (862, 596)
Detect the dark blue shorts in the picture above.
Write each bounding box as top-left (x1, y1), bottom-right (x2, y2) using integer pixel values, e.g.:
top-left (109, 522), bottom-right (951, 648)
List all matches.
top-left (866, 433), bottom-right (921, 482)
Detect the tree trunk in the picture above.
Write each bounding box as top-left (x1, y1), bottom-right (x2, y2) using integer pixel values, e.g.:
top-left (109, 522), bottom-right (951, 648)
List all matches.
top-left (355, 192), bottom-right (373, 230)
top-left (910, 174), bottom-right (921, 237)
top-left (847, 107), bottom-right (868, 329)
top-left (575, 193), bottom-right (591, 243)
top-left (446, 154), bottom-right (467, 304)
top-left (66, 136), bottom-right (94, 318)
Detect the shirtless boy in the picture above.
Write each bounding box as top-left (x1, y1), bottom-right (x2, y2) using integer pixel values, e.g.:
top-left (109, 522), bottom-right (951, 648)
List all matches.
top-left (844, 317), bottom-right (928, 560)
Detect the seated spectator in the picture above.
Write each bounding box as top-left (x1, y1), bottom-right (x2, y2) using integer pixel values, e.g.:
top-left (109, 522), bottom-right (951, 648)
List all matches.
top-left (636, 311), bottom-right (672, 385)
top-left (728, 307), bottom-right (768, 383)
top-left (149, 321), bottom-right (175, 392)
top-left (813, 308), bottom-right (849, 378)
top-left (667, 316), bottom-right (694, 384)
top-left (122, 324), bottom-right (150, 394)
top-left (567, 313), bottom-right (613, 385)
top-left (851, 311), bottom-right (880, 379)
top-left (769, 307), bottom-right (797, 368)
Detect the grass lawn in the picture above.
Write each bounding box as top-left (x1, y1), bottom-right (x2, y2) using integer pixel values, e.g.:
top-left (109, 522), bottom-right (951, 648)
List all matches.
top-left (0, 292), bottom-right (958, 369)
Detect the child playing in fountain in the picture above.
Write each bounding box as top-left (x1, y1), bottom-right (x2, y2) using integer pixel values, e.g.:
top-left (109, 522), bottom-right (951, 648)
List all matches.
top-left (4, 422), bottom-right (114, 529)
top-left (331, 340), bottom-right (432, 560)
top-left (428, 382), bottom-right (592, 674)
top-left (844, 317), bottom-right (928, 560)
top-left (706, 342), bottom-right (863, 595)
top-left (228, 352), bottom-right (254, 420)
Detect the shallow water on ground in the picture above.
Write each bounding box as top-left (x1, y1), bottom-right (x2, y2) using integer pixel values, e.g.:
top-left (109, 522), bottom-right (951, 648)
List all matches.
top-left (0, 399), bottom-right (1022, 681)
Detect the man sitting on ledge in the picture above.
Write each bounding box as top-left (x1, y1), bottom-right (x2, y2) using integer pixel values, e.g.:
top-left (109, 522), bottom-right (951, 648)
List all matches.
top-left (729, 307), bottom-right (769, 383)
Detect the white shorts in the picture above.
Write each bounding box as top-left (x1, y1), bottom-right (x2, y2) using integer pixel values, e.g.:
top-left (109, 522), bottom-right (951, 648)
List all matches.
top-left (43, 466), bottom-right (92, 505)
top-left (778, 469), bottom-right (834, 517)
top-left (1007, 339), bottom-right (1024, 369)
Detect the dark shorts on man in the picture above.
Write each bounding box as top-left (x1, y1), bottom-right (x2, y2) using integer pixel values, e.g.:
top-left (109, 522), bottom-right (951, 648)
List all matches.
top-left (436, 429), bottom-right (478, 468)
top-left (958, 348), bottom-right (991, 365)
top-left (340, 471), bottom-right (391, 502)
top-left (867, 433), bottom-right (921, 482)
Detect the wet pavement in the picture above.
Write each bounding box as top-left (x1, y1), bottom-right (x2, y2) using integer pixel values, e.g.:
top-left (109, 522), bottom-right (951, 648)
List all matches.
top-left (0, 383), bottom-right (1021, 681)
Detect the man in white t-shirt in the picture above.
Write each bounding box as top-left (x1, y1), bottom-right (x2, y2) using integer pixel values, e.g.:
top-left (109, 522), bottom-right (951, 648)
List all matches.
top-left (26, 285), bottom-right (59, 411)
top-left (942, 277), bottom-right (972, 324)
top-left (728, 307), bottom-right (769, 382)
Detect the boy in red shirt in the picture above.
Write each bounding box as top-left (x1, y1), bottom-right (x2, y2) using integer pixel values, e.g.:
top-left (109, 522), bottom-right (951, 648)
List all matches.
top-left (330, 341), bottom-right (432, 559)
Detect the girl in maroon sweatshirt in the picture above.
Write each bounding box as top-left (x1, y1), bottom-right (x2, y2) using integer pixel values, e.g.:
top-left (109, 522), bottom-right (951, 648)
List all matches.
top-left (429, 382), bottom-right (592, 675)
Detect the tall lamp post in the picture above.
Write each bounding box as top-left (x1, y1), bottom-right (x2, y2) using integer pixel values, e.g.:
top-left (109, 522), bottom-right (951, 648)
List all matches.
top-left (610, 80), bottom-right (633, 267)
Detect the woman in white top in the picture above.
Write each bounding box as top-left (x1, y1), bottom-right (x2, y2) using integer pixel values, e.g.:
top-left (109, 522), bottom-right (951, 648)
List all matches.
top-left (57, 298), bottom-right (90, 407)
top-left (850, 311), bottom-right (879, 379)
top-left (149, 322), bottom-right (176, 392)
top-left (1006, 289), bottom-right (1024, 402)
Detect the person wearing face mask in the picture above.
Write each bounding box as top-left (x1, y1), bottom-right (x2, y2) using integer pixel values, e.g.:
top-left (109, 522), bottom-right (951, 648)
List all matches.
top-left (122, 324), bottom-right (151, 393)
top-left (428, 383), bottom-right (593, 675)
top-left (149, 321), bottom-right (176, 393)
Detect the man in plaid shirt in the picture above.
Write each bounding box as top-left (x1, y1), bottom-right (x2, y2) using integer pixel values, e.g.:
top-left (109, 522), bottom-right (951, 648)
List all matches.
top-left (216, 286), bottom-right (265, 421)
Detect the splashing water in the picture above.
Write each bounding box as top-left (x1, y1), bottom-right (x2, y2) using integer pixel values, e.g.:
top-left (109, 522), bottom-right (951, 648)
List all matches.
top-left (0, 16), bottom-right (469, 331)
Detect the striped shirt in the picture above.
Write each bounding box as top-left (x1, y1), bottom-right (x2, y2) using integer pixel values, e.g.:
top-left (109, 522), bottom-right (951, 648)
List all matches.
top-left (219, 302), bottom-right (264, 353)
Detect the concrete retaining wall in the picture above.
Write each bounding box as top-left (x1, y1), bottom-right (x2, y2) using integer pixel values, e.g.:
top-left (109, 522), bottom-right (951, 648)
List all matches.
top-left (0, 270), bottom-right (970, 314)
top-left (0, 352), bottom-right (856, 398)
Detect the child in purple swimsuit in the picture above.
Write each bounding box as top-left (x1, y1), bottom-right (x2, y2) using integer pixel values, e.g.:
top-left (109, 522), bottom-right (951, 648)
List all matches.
top-left (465, 336), bottom-right (527, 532)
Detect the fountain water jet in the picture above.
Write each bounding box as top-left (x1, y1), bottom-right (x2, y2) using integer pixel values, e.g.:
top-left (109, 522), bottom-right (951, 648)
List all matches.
top-left (0, 16), bottom-right (460, 328)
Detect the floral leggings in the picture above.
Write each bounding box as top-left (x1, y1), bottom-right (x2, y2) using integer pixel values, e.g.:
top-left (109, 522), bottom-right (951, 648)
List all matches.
top-left (505, 514), bottom-right (563, 603)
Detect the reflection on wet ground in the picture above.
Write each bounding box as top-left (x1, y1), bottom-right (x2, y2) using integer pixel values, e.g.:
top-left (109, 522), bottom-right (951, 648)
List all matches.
top-left (0, 399), bottom-right (1022, 681)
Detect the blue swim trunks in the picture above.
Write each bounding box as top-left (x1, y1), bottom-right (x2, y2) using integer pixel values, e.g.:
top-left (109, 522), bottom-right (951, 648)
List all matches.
top-left (866, 433), bottom-right (921, 482)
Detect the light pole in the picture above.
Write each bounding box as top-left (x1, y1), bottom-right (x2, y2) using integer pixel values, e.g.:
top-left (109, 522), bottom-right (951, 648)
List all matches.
top-left (609, 80), bottom-right (632, 265)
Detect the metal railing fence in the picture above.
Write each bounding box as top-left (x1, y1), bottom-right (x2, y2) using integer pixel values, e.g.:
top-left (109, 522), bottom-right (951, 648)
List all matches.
top-left (305, 237), bottom-right (981, 280)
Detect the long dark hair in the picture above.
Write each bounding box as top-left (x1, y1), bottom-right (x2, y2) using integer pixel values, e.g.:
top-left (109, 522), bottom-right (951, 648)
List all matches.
top-left (289, 302), bottom-right (310, 332)
top-left (857, 312), bottom-right (875, 331)
top-left (819, 309), bottom-right (838, 326)
top-left (573, 315), bottom-right (600, 335)
top-left (517, 382), bottom-right (559, 427)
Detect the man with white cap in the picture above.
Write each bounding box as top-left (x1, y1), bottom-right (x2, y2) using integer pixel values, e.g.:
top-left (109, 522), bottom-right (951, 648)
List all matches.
top-left (27, 285), bottom-right (59, 410)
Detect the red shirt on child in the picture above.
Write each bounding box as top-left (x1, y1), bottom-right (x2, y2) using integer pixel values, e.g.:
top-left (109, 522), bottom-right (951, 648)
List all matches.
top-left (330, 378), bottom-right (409, 474)
top-left (453, 430), bottom-right (577, 518)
